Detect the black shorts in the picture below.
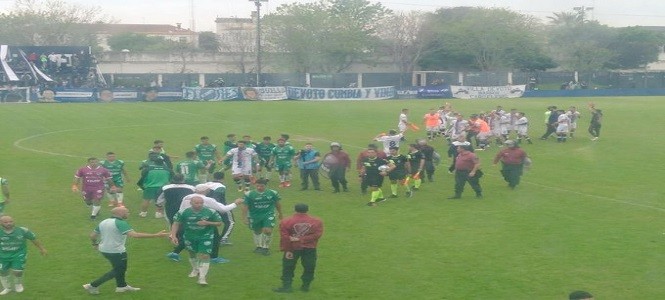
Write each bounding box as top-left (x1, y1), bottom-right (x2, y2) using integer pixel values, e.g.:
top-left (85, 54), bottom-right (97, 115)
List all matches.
top-left (365, 175), bottom-right (384, 187)
top-left (388, 171), bottom-right (407, 181)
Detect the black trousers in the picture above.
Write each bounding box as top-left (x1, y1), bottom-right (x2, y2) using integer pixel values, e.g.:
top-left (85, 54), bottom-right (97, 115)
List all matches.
top-left (220, 211), bottom-right (235, 240)
top-left (541, 124), bottom-right (556, 139)
top-left (454, 170), bottom-right (482, 196)
top-left (281, 248), bottom-right (317, 286)
top-left (500, 163), bottom-right (523, 188)
top-left (300, 169), bottom-right (320, 189)
top-left (329, 167), bottom-right (348, 191)
top-left (91, 252), bottom-right (128, 288)
top-left (424, 160), bottom-right (435, 181)
top-left (588, 123), bottom-right (601, 137)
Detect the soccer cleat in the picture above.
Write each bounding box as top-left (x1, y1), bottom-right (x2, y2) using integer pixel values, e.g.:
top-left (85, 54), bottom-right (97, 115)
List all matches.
top-left (273, 286), bottom-right (293, 293)
top-left (375, 198), bottom-right (386, 203)
top-left (0, 289), bottom-right (10, 295)
top-left (155, 212), bottom-right (164, 218)
top-left (166, 252), bottom-right (180, 262)
top-left (366, 202), bottom-right (376, 207)
top-left (211, 257), bottom-right (230, 264)
top-left (138, 211), bottom-right (147, 218)
top-left (220, 238), bottom-right (232, 245)
top-left (197, 278), bottom-right (208, 286)
top-left (83, 284), bottom-right (99, 295)
top-left (115, 285), bottom-right (140, 292)
top-left (591, 137), bottom-right (599, 141)
top-left (14, 284), bottom-right (23, 293)
top-left (406, 190), bottom-right (413, 198)
top-left (90, 215), bottom-right (97, 221)
top-left (389, 194), bottom-right (398, 198)
top-left (188, 270), bottom-right (199, 278)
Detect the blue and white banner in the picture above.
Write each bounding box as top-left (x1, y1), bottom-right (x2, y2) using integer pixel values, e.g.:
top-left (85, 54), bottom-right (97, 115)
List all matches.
top-left (417, 85), bottom-right (452, 98)
top-left (183, 87), bottom-right (240, 101)
top-left (53, 88), bottom-right (97, 102)
top-left (241, 86), bottom-right (287, 101)
top-left (450, 85), bottom-right (526, 99)
top-left (286, 86), bottom-right (396, 100)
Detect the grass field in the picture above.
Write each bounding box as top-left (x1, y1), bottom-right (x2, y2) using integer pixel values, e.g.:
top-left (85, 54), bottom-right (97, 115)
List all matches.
top-left (0, 97), bottom-right (664, 299)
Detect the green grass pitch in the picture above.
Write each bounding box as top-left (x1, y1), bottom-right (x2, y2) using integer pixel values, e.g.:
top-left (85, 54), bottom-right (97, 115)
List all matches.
top-left (0, 97), bottom-right (664, 299)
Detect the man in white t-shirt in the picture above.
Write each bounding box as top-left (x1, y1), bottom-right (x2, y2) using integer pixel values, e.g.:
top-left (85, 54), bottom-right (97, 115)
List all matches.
top-left (219, 140), bottom-right (258, 193)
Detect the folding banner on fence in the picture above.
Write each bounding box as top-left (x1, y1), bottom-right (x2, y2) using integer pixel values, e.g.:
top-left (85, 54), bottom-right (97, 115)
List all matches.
top-left (450, 85), bottom-right (527, 99)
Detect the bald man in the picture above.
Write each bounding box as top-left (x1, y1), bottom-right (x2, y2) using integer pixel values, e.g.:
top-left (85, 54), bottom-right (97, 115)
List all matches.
top-left (83, 207), bottom-right (168, 295)
top-left (0, 215), bottom-right (47, 295)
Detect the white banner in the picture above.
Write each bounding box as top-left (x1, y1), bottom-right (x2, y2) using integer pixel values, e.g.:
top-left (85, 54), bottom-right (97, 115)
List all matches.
top-left (286, 86), bottom-right (396, 100)
top-left (451, 85), bottom-right (526, 99)
top-left (241, 86), bottom-right (287, 101)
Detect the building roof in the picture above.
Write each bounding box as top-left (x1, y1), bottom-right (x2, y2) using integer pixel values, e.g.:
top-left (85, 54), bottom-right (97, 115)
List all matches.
top-left (78, 23), bottom-right (198, 35)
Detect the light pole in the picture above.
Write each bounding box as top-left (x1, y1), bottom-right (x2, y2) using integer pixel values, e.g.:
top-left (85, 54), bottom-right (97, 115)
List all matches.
top-left (573, 6), bottom-right (594, 22)
top-left (249, 0), bottom-right (268, 86)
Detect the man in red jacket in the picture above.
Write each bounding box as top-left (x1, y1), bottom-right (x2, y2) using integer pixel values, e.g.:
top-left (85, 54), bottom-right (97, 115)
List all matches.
top-left (273, 204), bottom-right (324, 293)
top-left (492, 140), bottom-right (528, 189)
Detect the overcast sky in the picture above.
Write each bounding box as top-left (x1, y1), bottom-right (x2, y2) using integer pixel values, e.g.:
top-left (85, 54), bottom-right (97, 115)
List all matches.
top-left (1, 0), bottom-right (664, 31)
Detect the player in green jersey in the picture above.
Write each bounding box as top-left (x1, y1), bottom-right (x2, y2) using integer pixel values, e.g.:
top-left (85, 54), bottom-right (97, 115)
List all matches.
top-left (170, 196), bottom-right (223, 286)
top-left (0, 177), bottom-right (10, 214)
top-left (242, 179), bottom-right (283, 255)
top-left (271, 138), bottom-right (296, 187)
top-left (255, 136), bottom-right (276, 180)
top-left (386, 147), bottom-right (413, 198)
top-left (100, 152), bottom-right (130, 207)
top-left (138, 154), bottom-right (172, 218)
top-left (176, 151), bottom-right (212, 185)
top-left (222, 134), bottom-right (237, 171)
top-left (0, 216), bottom-right (47, 295)
top-left (194, 136), bottom-right (221, 182)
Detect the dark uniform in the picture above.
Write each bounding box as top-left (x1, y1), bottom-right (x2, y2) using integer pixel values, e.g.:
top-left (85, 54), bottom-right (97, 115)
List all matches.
top-left (362, 157), bottom-right (388, 188)
top-left (386, 155), bottom-right (408, 181)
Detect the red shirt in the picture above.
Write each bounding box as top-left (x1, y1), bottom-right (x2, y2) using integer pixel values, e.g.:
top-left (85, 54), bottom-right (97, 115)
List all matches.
top-left (356, 150), bottom-right (387, 171)
top-left (455, 151), bottom-right (479, 171)
top-left (325, 150), bottom-right (351, 168)
top-left (493, 147), bottom-right (527, 165)
top-left (279, 213), bottom-right (324, 251)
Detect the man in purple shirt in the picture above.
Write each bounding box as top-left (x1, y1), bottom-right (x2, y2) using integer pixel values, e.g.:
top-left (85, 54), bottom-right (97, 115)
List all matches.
top-left (73, 157), bottom-right (116, 220)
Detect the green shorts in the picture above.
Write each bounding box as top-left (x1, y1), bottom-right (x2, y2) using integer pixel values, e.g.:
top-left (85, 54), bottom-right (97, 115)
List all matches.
top-left (249, 215), bottom-right (276, 231)
top-left (276, 163), bottom-right (292, 173)
top-left (0, 255), bottom-right (26, 271)
top-left (184, 236), bottom-right (214, 255)
top-left (142, 187), bottom-right (161, 201)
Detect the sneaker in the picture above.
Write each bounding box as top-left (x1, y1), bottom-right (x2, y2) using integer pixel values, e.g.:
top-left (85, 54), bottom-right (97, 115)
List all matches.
top-left (389, 194), bottom-right (398, 198)
top-left (155, 212), bottom-right (164, 218)
top-left (90, 215), bottom-right (97, 221)
top-left (591, 137), bottom-right (599, 141)
top-left (375, 198), bottom-right (386, 203)
top-left (83, 284), bottom-right (99, 295)
top-left (273, 286), bottom-right (293, 293)
top-left (211, 257), bottom-right (230, 263)
top-left (366, 202), bottom-right (376, 207)
top-left (0, 289), bottom-right (10, 295)
top-left (220, 238), bottom-right (232, 245)
top-left (166, 252), bottom-right (180, 262)
top-left (115, 285), bottom-right (141, 292)
top-left (138, 211), bottom-right (147, 218)
top-left (188, 270), bottom-right (199, 278)
top-left (197, 278), bottom-right (208, 286)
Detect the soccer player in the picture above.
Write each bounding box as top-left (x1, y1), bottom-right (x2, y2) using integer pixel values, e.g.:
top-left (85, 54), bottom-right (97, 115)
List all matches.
top-left (515, 112), bottom-right (533, 144)
top-left (73, 157), bottom-right (116, 220)
top-left (588, 103), bottom-right (603, 141)
top-left (273, 204), bottom-right (324, 293)
top-left (449, 113), bottom-right (469, 141)
top-left (386, 147), bottom-right (412, 198)
top-left (84, 207), bottom-right (167, 295)
top-left (219, 140), bottom-right (258, 193)
top-left (556, 109), bottom-right (571, 143)
top-left (170, 196), bottom-right (223, 285)
top-left (0, 216), bottom-right (47, 295)
top-left (176, 151), bottom-right (211, 186)
top-left (222, 134), bottom-right (237, 171)
top-left (272, 138), bottom-right (296, 188)
top-left (156, 174), bottom-right (195, 262)
top-left (138, 153), bottom-right (172, 218)
top-left (255, 136), bottom-right (276, 180)
top-left (374, 130), bottom-right (403, 154)
top-left (423, 108), bottom-right (441, 141)
top-left (242, 179), bottom-right (283, 255)
top-left (194, 136), bottom-right (220, 182)
top-left (100, 152), bottom-right (130, 207)
top-left (207, 172), bottom-right (235, 245)
top-left (356, 144), bottom-right (387, 194)
top-left (566, 106), bottom-right (581, 138)
top-left (407, 144), bottom-right (425, 191)
top-left (360, 149), bottom-right (391, 206)
top-left (0, 177), bottom-right (10, 214)
top-left (397, 108), bottom-right (410, 133)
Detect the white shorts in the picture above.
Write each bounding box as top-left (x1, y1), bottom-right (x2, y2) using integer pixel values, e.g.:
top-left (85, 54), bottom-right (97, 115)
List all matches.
top-left (232, 166), bottom-right (253, 176)
top-left (556, 124), bottom-right (569, 134)
top-left (570, 122), bottom-right (577, 130)
top-left (500, 125), bottom-right (510, 135)
top-left (398, 124), bottom-right (407, 132)
top-left (517, 127), bottom-right (528, 136)
top-left (450, 131), bottom-right (466, 141)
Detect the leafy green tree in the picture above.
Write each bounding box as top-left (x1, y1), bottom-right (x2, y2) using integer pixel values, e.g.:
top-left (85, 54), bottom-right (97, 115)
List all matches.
top-left (547, 21), bottom-right (615, 72)
top-left (377, 11), bottom-right (430, 82)
top-left (605, 27), bottom-right (663, 69)
top-left (198, 31), bottom-right (221, 52)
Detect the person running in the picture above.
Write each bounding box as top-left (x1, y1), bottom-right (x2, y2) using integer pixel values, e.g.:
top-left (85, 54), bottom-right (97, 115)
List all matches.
top-left (0, 216), bottom-right (47, 295)
top-left (588, 103), bottom-right (603, 141)
top-left (73, 157), bottom-right (116, 220)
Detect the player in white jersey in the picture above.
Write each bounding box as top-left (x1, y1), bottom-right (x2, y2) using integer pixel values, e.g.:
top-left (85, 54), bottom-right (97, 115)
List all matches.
top-left (499, 112), bottom-right (511, 139)
top-left (219, 140), bottom-right (258, 193)
top-left (397, 108), bottom-right (410, 133)
top-left (449, 113), bottom-right (469, 141)
top-left (489, 111), bottom-right (503, 145)
top-left (556, 110), bottom-right (571, 143)
top-left (374, 130), bottom-right (403, 153)
top-left (566, 106), bottom-right (581, 138)
top-left (514, 112), bottom-right (533, 144)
